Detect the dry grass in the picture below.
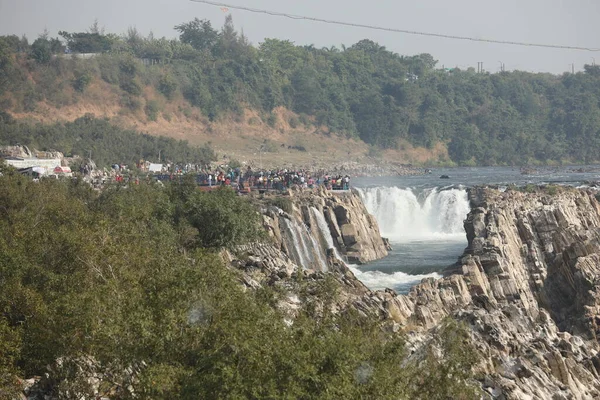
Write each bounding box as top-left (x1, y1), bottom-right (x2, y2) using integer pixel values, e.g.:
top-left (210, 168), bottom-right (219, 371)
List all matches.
top-left (6, 83), bottom-right (452, 169)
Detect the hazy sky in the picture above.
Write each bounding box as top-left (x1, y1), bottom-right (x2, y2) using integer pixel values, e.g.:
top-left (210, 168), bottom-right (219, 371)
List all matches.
top-left (1, 0), bottom-right (598, 74)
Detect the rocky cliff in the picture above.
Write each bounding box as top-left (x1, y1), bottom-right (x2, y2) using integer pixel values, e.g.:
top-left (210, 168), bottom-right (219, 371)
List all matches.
top-left (376, 187), bottom-right (600, 399)
top-left (260, 186), bottom-right (389, 269)
top-left (230, 186), bottom-right (600, 399)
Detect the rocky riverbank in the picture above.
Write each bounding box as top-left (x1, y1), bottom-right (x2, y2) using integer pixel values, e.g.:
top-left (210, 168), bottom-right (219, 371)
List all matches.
top-left (228, 185), bottom-right (600, 399)
top-left (261, 186), bottom-right (389, 266)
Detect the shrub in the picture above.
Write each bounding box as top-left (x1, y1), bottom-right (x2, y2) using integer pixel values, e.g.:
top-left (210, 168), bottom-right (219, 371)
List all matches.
top-left (22, 85), bottom-right (41, 111)
top-left (268, 196), bottom-right (293, 213)
top-left (298, 113), bottom-right (310, 126)
top-left (145, 99), bottom-right (160, 121)
top-left (182, 186), bottom-right (264, 249)
top-left (403, 319), bottom-right (482, 399)
top-left (119, 56), bottom-right (138, 76)
top-left (266, 113), bottom-right (277, 127)
top-left (158, 73), bottom-right (177, 99)
top-left (72, 69), bottom-right (92, 93)
top-left (120, 94), bottom-right (141, 111)
top-left (30, 38), bottom-right (51, 64)
top-left (544, 184), bottom-right (562, 196)
top-left (120, 78), bottom-right (142, 96)
top-left (96, 55), bottom-right (120, 84)
top-left (0, 317), bottom-right (22, 399)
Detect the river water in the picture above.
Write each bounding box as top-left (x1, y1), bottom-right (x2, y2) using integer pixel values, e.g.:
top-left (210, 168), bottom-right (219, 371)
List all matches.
top-left (349, 165), bottom-right (600, 293)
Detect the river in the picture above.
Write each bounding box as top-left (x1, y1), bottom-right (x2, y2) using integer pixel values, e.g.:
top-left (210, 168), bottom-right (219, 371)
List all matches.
top-left (349, 165), bottom-right (600, 293)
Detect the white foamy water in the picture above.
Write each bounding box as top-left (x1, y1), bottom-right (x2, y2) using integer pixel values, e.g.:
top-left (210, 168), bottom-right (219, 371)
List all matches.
top-left (357, 187), bottom-right (470, 242)
top-left (349, 186), bottom-right (470, 293)
top-left (310, 207), bottom-right (344, 261)
top-left (281, 216), bottom-right (329, 272)
top-left (347, 264), bottom-right (441, 292)
top-left (307, 224), bottom-right (329, 272)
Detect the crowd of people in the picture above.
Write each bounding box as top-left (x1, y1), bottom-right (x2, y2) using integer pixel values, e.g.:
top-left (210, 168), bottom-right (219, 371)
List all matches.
top-left (153, 166), bottom-right (351, 192)
top-left (75, 159), bottom-right (353, 192)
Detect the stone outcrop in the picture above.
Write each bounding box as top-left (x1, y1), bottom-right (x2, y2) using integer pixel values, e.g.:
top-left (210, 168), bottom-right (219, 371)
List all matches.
top-left (374, 187), bottom-right (600, 399)
top-left (261, 186), bottom-right (389, 269)
top-left (229, 185), bottom-right (600, 399)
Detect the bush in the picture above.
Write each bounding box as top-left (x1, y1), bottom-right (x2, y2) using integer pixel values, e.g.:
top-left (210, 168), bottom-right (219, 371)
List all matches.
top-left (403, 319), bottom-right (481, 399)
top-left (266, 113), bottom-right (277, 127)
top-left (145, 99), bottom-right (160, 121)
top-left (120, 94), bottom-right (142, 111)
top-left (0, 317), bottom-right (22, 399)
top-left (268, 196), bottom-right (293, 213)
top-left (72, 69), bottom-right (92, 93)
top-left (30, 38), bottom-right (51, 64)
top-left (22, 85), bottom-right (41, 111)
top-left (120, 78), bottom-right (142, 96)
top-left (298, 113), bottom-right (311, 126)
top-left (544, 184), bottom-right (562, 196)
top-left (158, 73), bottom-right (177, 99)
top-left (119, 56), bottom-right (139, 76)
top-left (182, 186), bottom-right (264, 249)
top-left (289, 144), bottom-right (307, 152)
top-left (96, 55), bottom-right (120, 84)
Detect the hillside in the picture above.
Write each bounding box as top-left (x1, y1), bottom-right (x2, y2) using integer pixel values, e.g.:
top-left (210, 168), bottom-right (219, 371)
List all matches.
top-left (2, 17), bottom-right (600, 166)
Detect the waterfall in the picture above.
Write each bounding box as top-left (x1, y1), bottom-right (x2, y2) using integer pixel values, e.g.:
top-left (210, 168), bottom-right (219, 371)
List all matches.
top-left (278, 189), bottom-right (467, 293)
top-left (281, 217), bottom-right (328, 272)
top-left (357, 187), bottom-right (470, 242)
top-left (310, 207), bottom-right (343, 261)
top-left (282, 218), bottom-right (311, 268)
top-left (307, 227), bottom-right (329, 272)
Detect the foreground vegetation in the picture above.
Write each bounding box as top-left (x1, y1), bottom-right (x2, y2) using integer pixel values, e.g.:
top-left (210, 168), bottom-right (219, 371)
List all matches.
top-left (0, 166), bottom-right (480, 398)
top-left (2, 18), bottom-right (600, 165)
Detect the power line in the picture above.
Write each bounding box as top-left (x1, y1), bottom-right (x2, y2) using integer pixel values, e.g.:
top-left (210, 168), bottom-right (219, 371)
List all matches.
top-left (189, 0), bottom-right (600, 52)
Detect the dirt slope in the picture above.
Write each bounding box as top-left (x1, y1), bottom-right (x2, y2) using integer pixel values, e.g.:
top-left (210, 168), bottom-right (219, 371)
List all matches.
top-left (6, 82), bottom-right (451, 171)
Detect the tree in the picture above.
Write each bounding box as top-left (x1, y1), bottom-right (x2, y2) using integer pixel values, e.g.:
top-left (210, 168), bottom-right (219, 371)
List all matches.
top-left (291, 67), bottom-right (323, 114)
top-left (158, 73), bottom-right (178, 99)
top-left (59, 30), bottom-right (112, 53)
top-left (584, 64), bottom-right (600, 77)
top-left (30, 38), bottom-right (52, 64)
top-left (174, 18), bottom-right (219, 52)
top-left (0, 37), bottom-right (13, 70)
top-left (448, 124), bottom-right (483, 165)
top-left (183, 186), bottom-right (264, 249)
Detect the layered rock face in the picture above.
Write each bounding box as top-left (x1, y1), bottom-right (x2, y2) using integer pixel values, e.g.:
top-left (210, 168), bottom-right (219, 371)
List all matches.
top-left (261, 187), bottom-right (389, 269)
top-left (230, 186), bottom-right (600, 399)
top-left (378, 187), bottom-right (600, 399)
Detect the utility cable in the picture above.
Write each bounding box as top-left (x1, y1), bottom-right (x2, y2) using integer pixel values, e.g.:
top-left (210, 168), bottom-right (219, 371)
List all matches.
top-left (189, 0), bottom-right (600, 52)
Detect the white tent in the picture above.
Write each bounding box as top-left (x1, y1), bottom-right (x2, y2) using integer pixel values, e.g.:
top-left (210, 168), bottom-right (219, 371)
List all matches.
top-left (148, 163), bottom-right (163, 173)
